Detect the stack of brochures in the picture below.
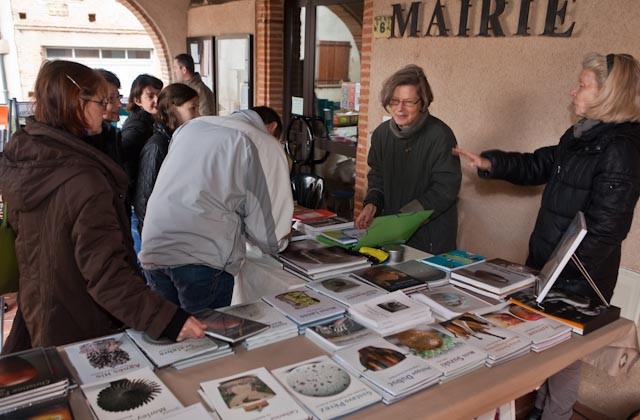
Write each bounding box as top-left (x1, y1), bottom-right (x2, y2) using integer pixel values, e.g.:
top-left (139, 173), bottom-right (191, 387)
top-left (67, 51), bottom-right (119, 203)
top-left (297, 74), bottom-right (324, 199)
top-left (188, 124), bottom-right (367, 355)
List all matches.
top-left (0, 348), bottom-right (71, 416)
top-left (218, 301), bottom-right (299, 350)
top-left (348, 291), bottom-right (433, 336)
top-left (333, 337), bottom-right (442, 404)
top-left (63, 332), bottom-right (154, 385)
top-left (272, 355), bottom-right (382, 418)
top-left (305, 316), bottom-right (380, 352)
top-left (436, 313), bottom-right (532, 366)
top-left (126, 330), bottom-right (232, 369)
top-left (351, 264), bottom-right (437, 294)
top-left (306, 275), bottom-right (388, 307)
top-left (199, 367), bottom-right (309, 420)
top-left (480, 304), bottom-right (572, 352)
top-left (81, 367), bottom-right (183, 419)
top-left (420, 249), bottom-right (486, 272)
top-left (411, 284), bottom-right (508, 320)
top-left (449, 258), bottom-right (537, 300)
top-left (262, 287), bottom-right (347, 333)
top-left (385, 323), bottom-right (487, 382)
top-left (279, 246), bottom-right (371, 281)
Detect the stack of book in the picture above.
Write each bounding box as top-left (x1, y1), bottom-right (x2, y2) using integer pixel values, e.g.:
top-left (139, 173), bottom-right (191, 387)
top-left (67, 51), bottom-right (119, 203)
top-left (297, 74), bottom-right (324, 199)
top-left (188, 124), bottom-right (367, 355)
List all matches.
top-left (262, 288), bottom-right (347, 333)
top-left (0, 348), bottom-right (71, 416)
top-left (384, 324), bottom-right (487, 382)
top-left (348, 291), bottom-right (433, 336)
top-left (351, 265), bottom-right (434, 294)
top-left (63, 332), bottom-right (154, 385)
top-left (305, 316), bottom-right (380, 352)
top-left (319, 227), bottom-right (366, 246)
top-left (411, 284), bottom-right (508, 320)
top-left (272, 355), bottom-right (382, 418)
top-left (333, 337), bottom-right (442, 404)
top-left (391, 260), bottom-right (449, 289)
top-left (420, 249), bottom-right (486, 272)
top-left (295, 216), bottom-right (353, 237)
top-left (292, 206), bottom-right (336, 223)
top-left (126, 330), bottom-right (232, 370)
top-left (81, 367), bottom-right (183, 419)
top-left (306, 275), bottom-right (388, 307)
top-left (449, 258), bottom-right (537, 300)
top-left (196, 310), bottom-right (270, 344)
top-left (199, 367), bottom-right (309, 420)
top-left (436, 313), bottom-right (532, 366)
top-left (218, 301), bottom-right (299, 350)
top-left (279, 246), bottom-right (371, 281)
top-left (480, 304), bottom-right (572, 352)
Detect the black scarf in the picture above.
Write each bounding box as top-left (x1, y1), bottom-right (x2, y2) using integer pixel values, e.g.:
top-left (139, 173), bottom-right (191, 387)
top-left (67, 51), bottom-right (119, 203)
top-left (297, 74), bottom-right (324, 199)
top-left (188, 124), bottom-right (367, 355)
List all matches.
top-left (389, 111), bottom-right (430, 139)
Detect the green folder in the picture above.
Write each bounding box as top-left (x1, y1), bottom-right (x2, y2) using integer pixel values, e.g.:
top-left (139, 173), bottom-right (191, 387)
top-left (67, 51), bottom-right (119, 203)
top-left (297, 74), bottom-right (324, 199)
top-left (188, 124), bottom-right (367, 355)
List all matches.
top-left (317, 209), bottom-right (433, 250)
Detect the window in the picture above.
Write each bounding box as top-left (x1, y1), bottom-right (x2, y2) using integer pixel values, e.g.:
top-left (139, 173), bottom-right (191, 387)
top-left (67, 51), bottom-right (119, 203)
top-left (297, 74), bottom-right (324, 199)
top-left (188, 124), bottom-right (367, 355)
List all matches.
top-left (46, 48), bottom-right (73, 58)
top-left (316, 41), bottom-right (350, 85)
top-left (101, 49), bottom-right (126, 59)
top-left (127, 50), bottom-right (151, 59)
top-left (75, 49), bottom-right (99, 58)
top-left (45, 48), bottom-right (152, 61)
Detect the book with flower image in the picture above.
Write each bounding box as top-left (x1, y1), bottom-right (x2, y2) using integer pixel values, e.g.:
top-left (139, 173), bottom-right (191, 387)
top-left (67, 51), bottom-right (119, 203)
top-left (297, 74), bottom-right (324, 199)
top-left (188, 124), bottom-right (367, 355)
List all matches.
top-left (81, 367), bottom-right (182, 420)
top-left (271, 355), bottom-right (381, 419)
top-left (384, 324), bottom-right (486, 381)
top-left (63, 333), bottom-right (153, 385)
top-left (199, 367), bottom-right (308, 420)
top-left (195, 309), bottom-right (270, 344)
top-left (435, 313), bottom-right (531, 366)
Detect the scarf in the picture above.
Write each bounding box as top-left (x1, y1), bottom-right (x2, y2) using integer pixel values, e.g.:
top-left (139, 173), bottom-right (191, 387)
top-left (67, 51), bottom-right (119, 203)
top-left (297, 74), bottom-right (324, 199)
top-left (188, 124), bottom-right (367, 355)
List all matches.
top-left (573, 118), bottom-right (601, 138)
top-left (389, 111), bottom-right (430, 139)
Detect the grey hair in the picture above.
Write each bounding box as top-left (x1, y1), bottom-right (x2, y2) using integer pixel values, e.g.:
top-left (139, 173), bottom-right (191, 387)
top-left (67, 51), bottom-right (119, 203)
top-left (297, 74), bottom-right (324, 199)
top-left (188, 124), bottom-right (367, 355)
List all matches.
top-left (380, 64), bottom-right (433, 112)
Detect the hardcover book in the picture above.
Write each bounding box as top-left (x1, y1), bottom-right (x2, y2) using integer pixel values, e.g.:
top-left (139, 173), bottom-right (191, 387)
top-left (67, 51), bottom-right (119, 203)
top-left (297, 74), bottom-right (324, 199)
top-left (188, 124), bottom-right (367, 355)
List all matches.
top-left (293, 207), bottom-right (337, 222)
top-left (319, 228), bottom-right (365, 246)
top-left (306, 275), bottom-right (388, 306)
top-left (81, 367), bottom-right (182, 420)
top-left (450, 259), bottom-right (536, 296)
top-left (411, 284), bottom-right (507, 320)
top-left (279, 246), bottom-right (369, 275)
top-left (0, 347), bottom-right (63, 399)
top-left (420, 250), bottom-right (486, 271)
top-left (305, 316), bottom-right (380, 352)
top-left (272, 355), bottom-right (381, 419)
top-left (199, 367), bottom-right (308, 420)
top-left (262, 288), bottom-right (346, 328)
top-left (509, 289), bottom-right (620, 335)
top-left (63, 333), bottom-right (153, 385)
top-left (196, 310), bottom-right (270, 344)
top-left (392, 260), bottom-right (448, 288)
top-left (126, 330), bottom-right (222, 368)
top-left (351, 265), bottom-right (427, 293)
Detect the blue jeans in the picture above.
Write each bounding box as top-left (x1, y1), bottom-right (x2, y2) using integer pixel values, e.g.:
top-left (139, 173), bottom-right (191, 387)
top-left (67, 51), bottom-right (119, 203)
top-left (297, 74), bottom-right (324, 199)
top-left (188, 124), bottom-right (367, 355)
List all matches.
top-left (130, 211), bottom-right (142, 255)
top-left (143, 265), bottom-right (235, 314)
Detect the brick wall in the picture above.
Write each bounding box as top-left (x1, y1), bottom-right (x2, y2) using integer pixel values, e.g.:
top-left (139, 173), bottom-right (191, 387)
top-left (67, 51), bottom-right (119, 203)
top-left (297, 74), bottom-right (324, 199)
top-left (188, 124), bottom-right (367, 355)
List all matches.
top-left (353, 0), bottom-right (373, 216)
top-left (255, 0), bottom-right (285, 116)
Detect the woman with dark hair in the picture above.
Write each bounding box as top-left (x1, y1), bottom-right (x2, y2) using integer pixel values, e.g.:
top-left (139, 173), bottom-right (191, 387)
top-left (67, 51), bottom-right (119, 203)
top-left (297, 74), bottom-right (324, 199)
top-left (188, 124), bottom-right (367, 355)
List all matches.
top-left (0, 61), bottom-right (205, 352)
top-left (455, 52), bottom-right (640, 420)
top-left (355, 64), bottom-right (461, 254)
top-left (134, 83), bottom-right (199, 225)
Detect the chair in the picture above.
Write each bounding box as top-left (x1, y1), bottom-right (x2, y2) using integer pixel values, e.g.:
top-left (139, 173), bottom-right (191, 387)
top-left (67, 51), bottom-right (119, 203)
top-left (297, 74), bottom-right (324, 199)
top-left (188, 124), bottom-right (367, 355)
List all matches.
top-left (291, 173), bottom-right (324, 209)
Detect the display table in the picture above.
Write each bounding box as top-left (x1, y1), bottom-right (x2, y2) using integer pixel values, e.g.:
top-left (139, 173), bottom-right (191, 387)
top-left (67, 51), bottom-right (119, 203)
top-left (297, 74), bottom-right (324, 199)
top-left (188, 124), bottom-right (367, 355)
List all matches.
top-left (68, 318), bottom-right (636, 419)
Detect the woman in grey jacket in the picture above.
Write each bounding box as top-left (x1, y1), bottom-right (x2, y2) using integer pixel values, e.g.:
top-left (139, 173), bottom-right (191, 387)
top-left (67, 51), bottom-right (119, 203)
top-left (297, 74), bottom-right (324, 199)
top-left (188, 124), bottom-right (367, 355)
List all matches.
top-left (355, 64), bottom-right (461, 254)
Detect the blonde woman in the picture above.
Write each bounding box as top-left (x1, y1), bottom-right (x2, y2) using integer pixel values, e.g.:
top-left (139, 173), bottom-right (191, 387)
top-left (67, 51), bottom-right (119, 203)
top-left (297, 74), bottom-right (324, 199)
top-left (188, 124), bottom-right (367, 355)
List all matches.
top-left (455, 53), bottom-right (640, 420)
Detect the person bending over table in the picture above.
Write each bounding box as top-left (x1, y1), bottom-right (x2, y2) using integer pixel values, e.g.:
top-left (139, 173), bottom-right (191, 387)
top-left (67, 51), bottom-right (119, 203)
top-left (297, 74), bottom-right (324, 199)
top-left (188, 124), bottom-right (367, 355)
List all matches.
top-left (355, 64), bottom-right (461, 254)
top-left (454, 52), bottom-right (640, 420)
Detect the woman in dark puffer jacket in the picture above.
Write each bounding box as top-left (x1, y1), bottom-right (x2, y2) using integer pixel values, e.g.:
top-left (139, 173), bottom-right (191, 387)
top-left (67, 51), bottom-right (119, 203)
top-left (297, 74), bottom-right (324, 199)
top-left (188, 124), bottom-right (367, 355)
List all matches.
top-left (455, 53), bottom-right (640, 420)
top-left (134, 83), bottom-right (199, 227)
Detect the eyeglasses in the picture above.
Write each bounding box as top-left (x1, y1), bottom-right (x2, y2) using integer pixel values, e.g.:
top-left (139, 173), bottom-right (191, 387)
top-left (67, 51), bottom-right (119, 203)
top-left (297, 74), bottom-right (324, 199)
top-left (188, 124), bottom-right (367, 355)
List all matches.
top-left (388, 98), bottom-right (422, 108)
top-left (85, 98), bottom-right (109, 110)
top-left (108, 94), bottom-right (123, 103)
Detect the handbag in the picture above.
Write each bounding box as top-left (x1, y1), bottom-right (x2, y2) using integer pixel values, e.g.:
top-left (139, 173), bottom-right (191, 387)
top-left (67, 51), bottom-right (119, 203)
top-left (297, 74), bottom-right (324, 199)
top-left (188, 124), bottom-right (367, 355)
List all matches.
top-left (0, 201), bottom-right (19, 294)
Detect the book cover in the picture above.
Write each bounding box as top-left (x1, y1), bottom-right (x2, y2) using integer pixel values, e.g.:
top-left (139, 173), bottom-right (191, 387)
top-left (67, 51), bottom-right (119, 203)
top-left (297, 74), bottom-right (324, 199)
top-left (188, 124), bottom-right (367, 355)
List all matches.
top-left (450, 261), bottom-right (536, 295)
top-left (385, 325), bottom-right (487, 377)
top-left (63, 333), bottom-right (153, 385)
top-left (412, 285), bottom-right (505, 320)
top-left (392, 260), bottom-right (448, 287)
top-left (199, 367), bottom-right (308, 420)
top-left (509, 289), bottom-right (620, 335)
top-left (306, 275), bottom-right (388, 306)
top-left (271, 355), bottom-right (381, 419)
top-left (81, 367), bottom-right (182, 420)
top-left (351, 265), bottom-right (425, 292)
top-left (306, 316), bottom-right (380, 351)
top-left (0, 348), bottom-right (58, 398)
top-left (293, 207), bottom-right (336, 222)
top-left (333, 337), bottom-right (441, 397)
top-left (126, 330), bottom-right (221, 368)
top-left (421, 250), bottom-right (486, 271)
top-left (348, 291), bottom-right (431, 330)
top-left (0, 400), bottom-right (73, 420)
top-left (280, 246), bottom-right (368, 275)
top-left (196, 310), bottom-right (270, 344)
top-left (298, 217), bottom-right (353, 233)
top-left (481, 304), bottom-right (572, 349)
top-left (218, 301), bottom-right (298, 342)
top-left (262, 288), bottom-right (346, 327)
top-left (319, 228), bottom-right (364, 246)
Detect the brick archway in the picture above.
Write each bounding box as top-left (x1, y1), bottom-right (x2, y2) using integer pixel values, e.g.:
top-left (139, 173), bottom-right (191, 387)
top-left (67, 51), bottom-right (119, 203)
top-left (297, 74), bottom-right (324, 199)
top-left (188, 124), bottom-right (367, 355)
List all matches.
top-left (115, 0), bottom-right (172, 83)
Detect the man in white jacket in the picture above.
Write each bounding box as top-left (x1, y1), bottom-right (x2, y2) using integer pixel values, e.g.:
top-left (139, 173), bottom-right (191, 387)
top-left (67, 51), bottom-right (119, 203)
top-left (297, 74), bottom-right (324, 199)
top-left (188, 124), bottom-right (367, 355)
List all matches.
top-left (139, 107), bottom-right (293, 313)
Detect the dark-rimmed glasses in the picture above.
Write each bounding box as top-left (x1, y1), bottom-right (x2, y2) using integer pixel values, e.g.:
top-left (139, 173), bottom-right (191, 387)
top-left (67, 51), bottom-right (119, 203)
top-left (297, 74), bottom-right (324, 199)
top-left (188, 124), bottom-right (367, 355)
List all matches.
top-left (85, 98), bottom-right (109, 110)
top-left (389, 98), bottom-right (422, 108)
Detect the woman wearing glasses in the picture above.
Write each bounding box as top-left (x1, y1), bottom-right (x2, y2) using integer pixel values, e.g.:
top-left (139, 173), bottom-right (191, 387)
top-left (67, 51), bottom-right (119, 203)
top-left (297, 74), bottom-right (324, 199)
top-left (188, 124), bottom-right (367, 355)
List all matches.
top-left (455, 53), bottom-right (640, 420)
top-left (355, 64), bottom-right (461, 254)
top-left (0, 60), bottom-right (205, 352)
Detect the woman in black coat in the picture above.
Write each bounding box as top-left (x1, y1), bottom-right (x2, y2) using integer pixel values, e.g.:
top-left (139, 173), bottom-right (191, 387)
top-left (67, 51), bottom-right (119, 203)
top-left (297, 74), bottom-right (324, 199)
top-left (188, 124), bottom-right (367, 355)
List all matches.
top-left (455, 53), bottom-right (640, 420)
top-left (134, 83), bottom-right (199, 226)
